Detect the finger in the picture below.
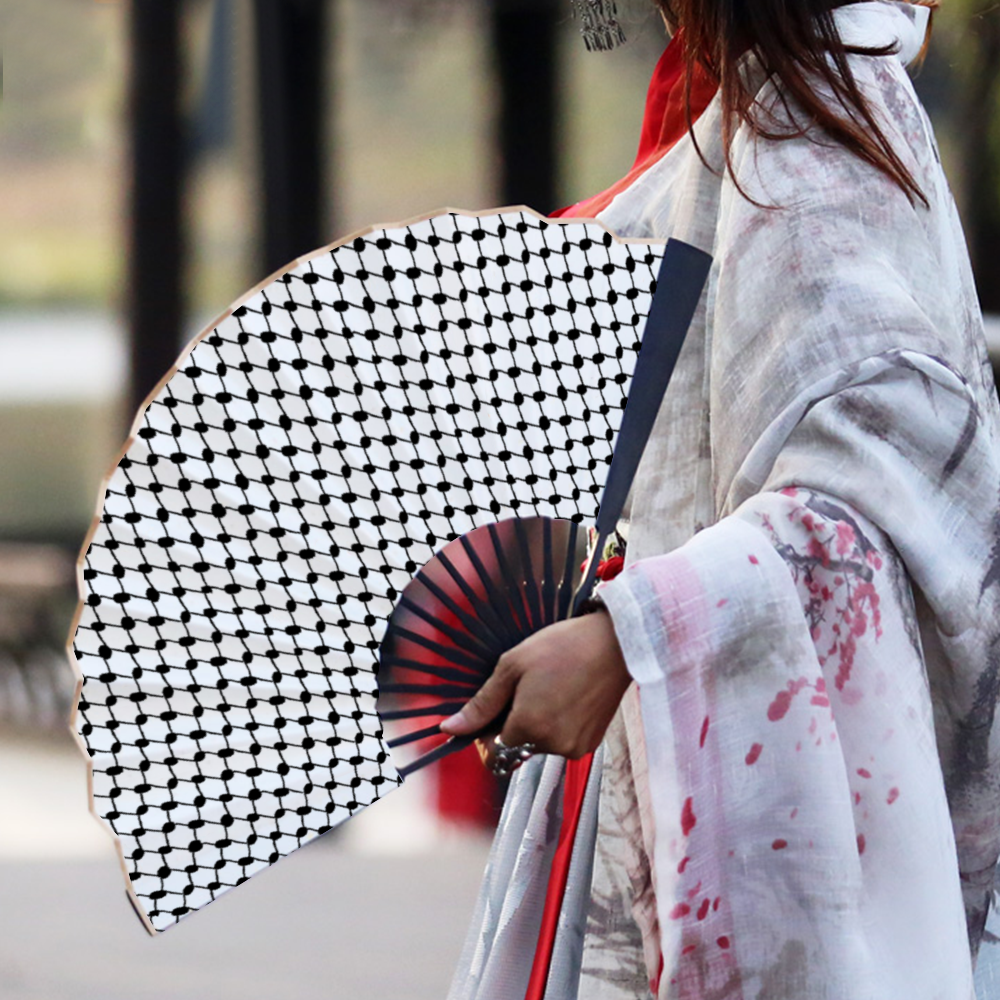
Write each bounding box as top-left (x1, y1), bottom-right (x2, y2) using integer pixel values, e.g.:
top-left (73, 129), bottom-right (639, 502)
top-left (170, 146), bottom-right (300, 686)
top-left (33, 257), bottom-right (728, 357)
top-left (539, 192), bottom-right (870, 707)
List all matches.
top-left (498, 702), bottom-right (538, 750)
top-left (477, 734), bottom-right (505, 775)
top-left (474, 719), bottom-right (502, 770)
top-left (499, 719), bottom-right (544, 756)
top-left (439, 660), bottom-right (518, 736)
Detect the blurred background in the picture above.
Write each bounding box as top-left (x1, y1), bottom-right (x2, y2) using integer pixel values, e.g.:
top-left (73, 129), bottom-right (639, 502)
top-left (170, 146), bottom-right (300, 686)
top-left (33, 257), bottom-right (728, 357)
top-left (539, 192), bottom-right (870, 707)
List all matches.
top-left (2, 0), bottom-right (1000, 997)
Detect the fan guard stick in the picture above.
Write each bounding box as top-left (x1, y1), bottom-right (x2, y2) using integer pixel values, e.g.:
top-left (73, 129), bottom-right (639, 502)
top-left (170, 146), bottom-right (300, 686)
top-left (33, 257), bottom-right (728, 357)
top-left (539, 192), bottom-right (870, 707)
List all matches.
top-left (572, 237), bottom-right (712, 614)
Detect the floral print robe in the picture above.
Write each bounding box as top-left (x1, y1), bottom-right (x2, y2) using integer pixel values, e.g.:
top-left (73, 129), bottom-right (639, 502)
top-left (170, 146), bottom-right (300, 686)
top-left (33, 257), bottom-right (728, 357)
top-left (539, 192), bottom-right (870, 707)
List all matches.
top-left (447, 4), bottom-right (1000, 998)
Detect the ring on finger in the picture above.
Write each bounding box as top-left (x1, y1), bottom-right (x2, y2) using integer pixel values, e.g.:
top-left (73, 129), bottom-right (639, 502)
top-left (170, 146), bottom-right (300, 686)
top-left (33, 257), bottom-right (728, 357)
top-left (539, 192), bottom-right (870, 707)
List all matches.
top-left (491, 735), bottom-right (537, 777)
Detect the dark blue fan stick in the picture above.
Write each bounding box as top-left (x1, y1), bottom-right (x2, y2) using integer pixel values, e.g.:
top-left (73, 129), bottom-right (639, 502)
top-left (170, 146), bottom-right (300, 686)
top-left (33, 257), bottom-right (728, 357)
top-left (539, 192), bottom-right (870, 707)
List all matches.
top-left (572, 238), bottom-right (712, 614)
top-left (380, 239), bottom-right (712, 777)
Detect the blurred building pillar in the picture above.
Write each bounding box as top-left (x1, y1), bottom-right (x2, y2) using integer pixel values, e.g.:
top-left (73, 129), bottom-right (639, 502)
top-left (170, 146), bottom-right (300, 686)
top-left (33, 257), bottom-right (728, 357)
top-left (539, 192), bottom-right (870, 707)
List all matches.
top-left (128, 0), bottom-right (186, 420)
top-left (962, 10), bottom-right (1000, 315)
top-left (191, 0), bottom-right (237, 157)
top-left (489, 0), bottom-right (562, 214)
top-left (253, 0), bottom-right (331, 276)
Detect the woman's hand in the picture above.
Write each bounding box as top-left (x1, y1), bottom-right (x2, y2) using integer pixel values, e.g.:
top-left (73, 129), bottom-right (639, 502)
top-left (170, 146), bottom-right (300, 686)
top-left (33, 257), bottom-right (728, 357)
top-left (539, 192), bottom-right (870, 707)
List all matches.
top-left (438, 607), bottom-right (632, 768)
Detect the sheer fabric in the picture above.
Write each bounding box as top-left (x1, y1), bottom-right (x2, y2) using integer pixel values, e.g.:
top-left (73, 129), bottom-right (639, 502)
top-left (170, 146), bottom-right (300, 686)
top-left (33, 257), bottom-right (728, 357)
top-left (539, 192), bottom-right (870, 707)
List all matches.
top-left (447, 4), bottom-right (1000, 998)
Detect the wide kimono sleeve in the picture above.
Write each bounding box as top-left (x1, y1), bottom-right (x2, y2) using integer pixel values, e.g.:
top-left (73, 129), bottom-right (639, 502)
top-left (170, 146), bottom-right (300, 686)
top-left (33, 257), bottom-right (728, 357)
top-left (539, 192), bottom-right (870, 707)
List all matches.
top-left (599, 474), bottom-right (988, 999)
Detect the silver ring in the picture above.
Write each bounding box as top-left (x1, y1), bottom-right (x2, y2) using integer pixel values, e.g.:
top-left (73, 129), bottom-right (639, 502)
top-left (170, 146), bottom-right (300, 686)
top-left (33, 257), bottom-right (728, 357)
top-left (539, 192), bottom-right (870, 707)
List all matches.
top-left (491, 735), bottom-right (536, 777)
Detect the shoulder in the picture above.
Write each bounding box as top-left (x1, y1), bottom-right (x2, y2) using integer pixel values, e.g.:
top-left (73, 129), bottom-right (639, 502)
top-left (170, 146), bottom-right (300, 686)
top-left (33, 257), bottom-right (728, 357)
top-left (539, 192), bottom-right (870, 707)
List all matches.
top-left (600, 5), bottom-right (945, 244)
top-left (729, 41), bottom-right (939, 219)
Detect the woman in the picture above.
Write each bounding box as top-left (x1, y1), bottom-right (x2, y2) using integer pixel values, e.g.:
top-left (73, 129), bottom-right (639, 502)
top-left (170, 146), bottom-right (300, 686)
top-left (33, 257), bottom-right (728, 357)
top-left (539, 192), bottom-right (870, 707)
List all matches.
top-left (442, 1), bottom-right (1000, 997)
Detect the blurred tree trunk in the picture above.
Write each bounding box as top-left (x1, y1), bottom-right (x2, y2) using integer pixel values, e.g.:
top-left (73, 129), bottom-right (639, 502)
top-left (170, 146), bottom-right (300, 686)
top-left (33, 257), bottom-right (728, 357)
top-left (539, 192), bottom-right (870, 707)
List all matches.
top-left (961, 4), bottom-right (1000, 313)
top-left (128, 0), bottom-right (186, 420)
top-left (253, 0), bottom-right (331, 276)
top-left (489, 0), bottom-right (562, 214)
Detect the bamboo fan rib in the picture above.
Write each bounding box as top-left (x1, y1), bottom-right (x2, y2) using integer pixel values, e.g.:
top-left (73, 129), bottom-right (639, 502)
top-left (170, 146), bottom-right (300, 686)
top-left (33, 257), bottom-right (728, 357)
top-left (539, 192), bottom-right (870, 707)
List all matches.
top-left (378, 516), bottom-right (588, 776)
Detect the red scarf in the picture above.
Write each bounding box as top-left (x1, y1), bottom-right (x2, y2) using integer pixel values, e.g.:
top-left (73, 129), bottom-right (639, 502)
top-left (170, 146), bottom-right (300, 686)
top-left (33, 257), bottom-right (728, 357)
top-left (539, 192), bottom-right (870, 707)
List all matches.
top-left (525, 32), bottom-right (718, 1000)
top-left (551, 29), bottom-right (718, 221)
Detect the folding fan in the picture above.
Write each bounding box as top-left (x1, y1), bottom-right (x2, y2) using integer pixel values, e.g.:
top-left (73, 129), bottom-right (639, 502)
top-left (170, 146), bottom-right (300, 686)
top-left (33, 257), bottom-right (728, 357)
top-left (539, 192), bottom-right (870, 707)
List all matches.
top-left (378, 516), bottom-right (590, 775)
top-left (70, 208), bottom-right (709, 933)
top-left (378, 226), bottom-right (710, 774)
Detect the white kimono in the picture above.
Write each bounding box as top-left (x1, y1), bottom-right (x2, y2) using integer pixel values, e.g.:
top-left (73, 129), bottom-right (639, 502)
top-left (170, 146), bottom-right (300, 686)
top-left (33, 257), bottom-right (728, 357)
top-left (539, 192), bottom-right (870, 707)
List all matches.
top-left (448, 4), bottom-right (1000, 998)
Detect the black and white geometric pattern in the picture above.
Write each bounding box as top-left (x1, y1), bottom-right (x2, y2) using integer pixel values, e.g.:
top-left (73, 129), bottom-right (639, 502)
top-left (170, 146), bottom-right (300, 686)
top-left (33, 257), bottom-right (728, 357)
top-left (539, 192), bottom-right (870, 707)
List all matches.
top-left (72, 210), bottom-right (665, 931)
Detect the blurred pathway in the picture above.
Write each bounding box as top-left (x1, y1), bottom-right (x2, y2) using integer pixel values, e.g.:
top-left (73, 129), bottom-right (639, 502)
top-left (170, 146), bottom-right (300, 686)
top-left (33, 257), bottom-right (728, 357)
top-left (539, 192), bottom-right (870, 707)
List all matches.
top-left (0, 726), bottom-right (490, 1000)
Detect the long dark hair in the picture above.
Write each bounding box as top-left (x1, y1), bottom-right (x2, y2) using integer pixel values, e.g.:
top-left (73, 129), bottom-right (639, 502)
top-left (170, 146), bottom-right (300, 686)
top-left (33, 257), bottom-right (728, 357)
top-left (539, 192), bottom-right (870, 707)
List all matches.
top-left (656, 0), bottom-right (937, 207)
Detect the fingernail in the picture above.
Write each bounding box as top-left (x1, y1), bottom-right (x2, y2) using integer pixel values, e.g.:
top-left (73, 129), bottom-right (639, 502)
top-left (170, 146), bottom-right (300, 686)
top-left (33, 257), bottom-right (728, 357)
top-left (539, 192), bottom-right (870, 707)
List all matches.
top-left (439, 710), bottom-right (466, 734)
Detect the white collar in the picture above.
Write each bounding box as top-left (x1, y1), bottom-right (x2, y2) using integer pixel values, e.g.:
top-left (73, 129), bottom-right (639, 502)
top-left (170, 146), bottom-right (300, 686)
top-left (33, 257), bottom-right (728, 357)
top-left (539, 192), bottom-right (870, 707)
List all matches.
top-left (832, 1), bottom-right (931, 66)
